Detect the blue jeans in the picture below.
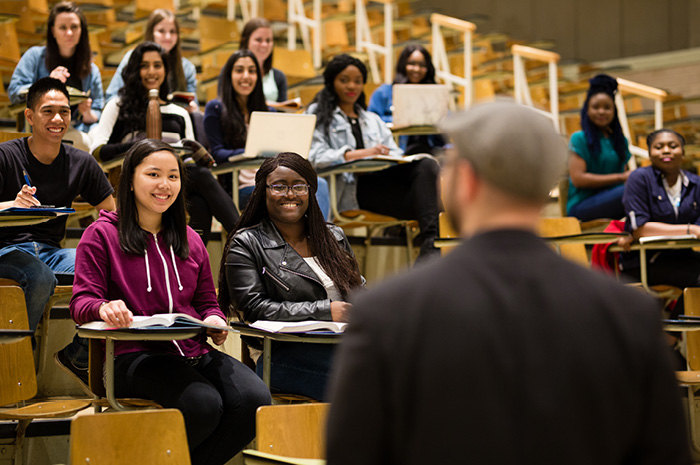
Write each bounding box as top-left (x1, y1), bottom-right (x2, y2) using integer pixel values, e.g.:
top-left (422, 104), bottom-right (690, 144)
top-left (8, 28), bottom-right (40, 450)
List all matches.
top-left (239, 177), bottom-right (331, 221)
top-left (256, 341), bottom-right (336, 401)
top-left (568, 184), bottom-right (626, 222)
top-left (0, 243), bottom-right (87, 367)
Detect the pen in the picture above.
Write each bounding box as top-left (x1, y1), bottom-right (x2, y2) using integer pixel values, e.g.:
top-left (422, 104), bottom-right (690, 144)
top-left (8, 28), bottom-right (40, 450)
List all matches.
top-left (22, 170), bottom-right (38, 199)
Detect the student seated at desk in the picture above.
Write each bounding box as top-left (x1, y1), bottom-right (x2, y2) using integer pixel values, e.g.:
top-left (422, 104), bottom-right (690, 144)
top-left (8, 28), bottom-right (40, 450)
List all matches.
top-left (239, 18), bottom-right (288, 106)
top-left (8, 1), bottom-right (104, 151)
top-left (307, 54), bottom-right (440, 259)
top-left (104, 9), bottom-right (206, 143)
top-left (367, 44), bottom-right (445, 155)
top-left (203, 50), bottom-right (329, 218)
top-left (567, 74), bottom-right (631, 221)
top-left (219, 152), bottom-right (363, 400)
top-left (0, 77), bottom-right (115, 389)
top-left (70, 139), bottom-right (270, 465)
top-left (90, 42), bottom-right (239, 244)
top-left (620, 129), bottom-right (700, 313)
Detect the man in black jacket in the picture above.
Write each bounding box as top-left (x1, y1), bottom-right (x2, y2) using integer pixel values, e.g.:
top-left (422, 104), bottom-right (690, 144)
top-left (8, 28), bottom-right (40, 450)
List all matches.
top-left (326, 101), bottom-right (691, 465)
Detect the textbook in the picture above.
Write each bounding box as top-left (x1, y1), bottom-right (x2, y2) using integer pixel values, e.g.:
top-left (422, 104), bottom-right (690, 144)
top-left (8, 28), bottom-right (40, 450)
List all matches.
top-left (79, 313), bottom-right (233, 331)
top-left (267, 97), bottom-right (303, 113)
top-left (169, 91), bottom-right (196, 107)
top-left (638, 234), bottom-right (698, 244)
top-left (249, 320), bottom-right (347, 334)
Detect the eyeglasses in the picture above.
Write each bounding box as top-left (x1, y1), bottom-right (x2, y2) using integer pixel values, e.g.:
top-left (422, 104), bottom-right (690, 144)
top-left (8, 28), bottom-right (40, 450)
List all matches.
top-left (406, 61), bottom-right (428, 69)
top-left (267, 184), bottom-right (310, 195)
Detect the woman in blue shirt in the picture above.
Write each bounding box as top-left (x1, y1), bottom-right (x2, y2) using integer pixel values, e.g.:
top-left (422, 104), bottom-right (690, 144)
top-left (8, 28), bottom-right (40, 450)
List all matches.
top-left (621, 129), bottom-right (700, 289)
top-left (367, 44), bottom-right (445, 155)
top-left (8, 1), bottom-right (103, 138)
top-left (567, 74), bottom-right (630, 221)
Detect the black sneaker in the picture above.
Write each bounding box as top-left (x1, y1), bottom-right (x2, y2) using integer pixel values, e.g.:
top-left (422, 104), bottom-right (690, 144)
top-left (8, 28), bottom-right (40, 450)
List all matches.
top-left (55, 348), bottom-right (92, 396)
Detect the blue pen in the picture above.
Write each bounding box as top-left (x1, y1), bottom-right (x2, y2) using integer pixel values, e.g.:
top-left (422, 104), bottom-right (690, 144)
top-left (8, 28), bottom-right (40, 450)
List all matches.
top-left (22, 170), bottom-right (38, 199)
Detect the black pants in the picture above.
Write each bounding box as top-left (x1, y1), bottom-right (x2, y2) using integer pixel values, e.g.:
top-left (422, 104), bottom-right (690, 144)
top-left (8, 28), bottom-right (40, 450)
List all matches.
top-left (186, 164), bottom-right (240, 244)
top-left (114, 349), bottom-right (271, 465)
top-left (622, 249), bottom-right (700, 318)
top-left (357, 158), bottom-right (440, 249)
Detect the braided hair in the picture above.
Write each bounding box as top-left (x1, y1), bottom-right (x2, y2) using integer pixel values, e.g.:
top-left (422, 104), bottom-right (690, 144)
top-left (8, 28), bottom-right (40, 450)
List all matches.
top-left (580, 74), bottom-right (627, 162)
top-left (218, 152), bottom-right (362, 319)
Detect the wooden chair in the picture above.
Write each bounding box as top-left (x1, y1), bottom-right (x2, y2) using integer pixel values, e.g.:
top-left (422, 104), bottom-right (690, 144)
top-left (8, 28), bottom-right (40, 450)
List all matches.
top-left (536, 216), bottom-right (589, 266)
top-left (69, 409), bottom-right (190, 464)
top-left (245, 403), bottom-right (329, 462)
top-left (0, 284), bottom-right (91, 465)
top-left (676, 287), bottom-right (700, 457)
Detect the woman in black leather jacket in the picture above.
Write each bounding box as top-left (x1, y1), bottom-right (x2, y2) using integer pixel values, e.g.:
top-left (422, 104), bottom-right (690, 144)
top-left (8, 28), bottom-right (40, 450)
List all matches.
top-left (218, 152), bottom-right (363, 400)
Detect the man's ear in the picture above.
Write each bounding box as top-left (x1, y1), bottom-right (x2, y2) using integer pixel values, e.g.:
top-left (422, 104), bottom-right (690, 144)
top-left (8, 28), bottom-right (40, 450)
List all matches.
top-left (24, 108), bottom-right (34, 128)
top-left (458, 160), bottom-right (481, 204)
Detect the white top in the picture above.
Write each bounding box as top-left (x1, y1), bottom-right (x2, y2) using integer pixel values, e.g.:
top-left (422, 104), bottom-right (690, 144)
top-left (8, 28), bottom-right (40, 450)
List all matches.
top-left (303, 257), bottom-right (342, 301)
top-left (662, 172), bottom-right (687, 218)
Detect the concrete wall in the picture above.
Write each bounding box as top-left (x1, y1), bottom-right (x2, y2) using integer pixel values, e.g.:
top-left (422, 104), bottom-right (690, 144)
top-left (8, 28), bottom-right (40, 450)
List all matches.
top-left (416, 0), bottom-right (700, 61)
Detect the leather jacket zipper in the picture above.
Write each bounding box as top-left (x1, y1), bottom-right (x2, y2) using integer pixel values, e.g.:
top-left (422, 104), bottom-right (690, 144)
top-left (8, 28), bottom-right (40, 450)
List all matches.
top-left (280, 265), bottom-right (323, 287)
top-left (262, 267), bottom-right (290, 291)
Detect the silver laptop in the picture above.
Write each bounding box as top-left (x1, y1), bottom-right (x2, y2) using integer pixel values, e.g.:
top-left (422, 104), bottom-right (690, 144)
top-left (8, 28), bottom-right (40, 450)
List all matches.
top-left (228, 112), bottom-right (317, 162)
top-left (391, 84), bottom-right (450, 129)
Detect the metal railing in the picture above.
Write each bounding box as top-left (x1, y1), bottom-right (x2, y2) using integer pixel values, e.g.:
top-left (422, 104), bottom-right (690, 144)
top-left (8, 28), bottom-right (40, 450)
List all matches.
top-left (355, 0), bottom-right (394, 84)
top-left (287, 0), bottom-right (321, 69)
top-left (512, 44), bottom-right (561, 132)
top-left (430, 14), bottom-right (475, 108)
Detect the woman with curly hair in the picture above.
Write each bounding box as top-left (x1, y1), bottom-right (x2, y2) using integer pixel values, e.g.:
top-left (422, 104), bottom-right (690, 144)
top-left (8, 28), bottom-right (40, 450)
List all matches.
top-left (89, 42), bottom-right (239, 244)
top-left (307, 54), bottom-right (440, 259)
top-left (567, 74), bottom-right (631, 221)
top-left (219, 152), bottom-right (362, 400)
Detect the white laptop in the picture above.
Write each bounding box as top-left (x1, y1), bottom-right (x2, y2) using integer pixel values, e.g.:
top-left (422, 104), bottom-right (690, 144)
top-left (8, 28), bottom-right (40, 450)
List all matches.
top-left (228, 112), bottom-right (317, 163)
top-left (391, 84), bottom-right (450, 129)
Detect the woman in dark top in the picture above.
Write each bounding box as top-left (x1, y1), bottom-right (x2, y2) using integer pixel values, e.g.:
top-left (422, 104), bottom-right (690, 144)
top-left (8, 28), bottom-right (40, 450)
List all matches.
top-left (621, 129), bottom-right (700, 289)
top-left (219, 152), bottom-right (362, 400)
top-left (89, 42), bottom-right (239, 244)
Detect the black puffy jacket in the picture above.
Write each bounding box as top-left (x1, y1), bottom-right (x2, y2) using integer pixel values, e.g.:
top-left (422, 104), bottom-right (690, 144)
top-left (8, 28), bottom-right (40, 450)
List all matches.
top-left (225, 218), bottom-right (359, 322)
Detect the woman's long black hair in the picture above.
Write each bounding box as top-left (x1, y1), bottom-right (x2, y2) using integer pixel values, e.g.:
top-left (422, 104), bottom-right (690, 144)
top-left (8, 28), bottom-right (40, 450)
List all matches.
top-left (145, 9), bottom-right (186, 94)
top-left (117, 139), bottom-right (189, 259)
top-left (45, 1), bottom-right (92, 79)
top-left (116, 42), bottom-right (170, 137)
top-left (217, 50), bottom-right (268, 149)
top-left (311, 54), bottom-right (368, 139)
top-left (580, 74), bottom-right (627, 162)
top-left (218, 152), bottom-right (362, 319)
top-left (393, 44), bottom-right (436, 84)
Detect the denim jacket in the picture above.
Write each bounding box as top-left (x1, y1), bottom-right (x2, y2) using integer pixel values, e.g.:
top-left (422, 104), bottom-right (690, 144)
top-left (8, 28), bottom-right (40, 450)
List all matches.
top-left (307, 103), bottom-right (402, 211)
top-left (8, 46), bottom-right (104, 133)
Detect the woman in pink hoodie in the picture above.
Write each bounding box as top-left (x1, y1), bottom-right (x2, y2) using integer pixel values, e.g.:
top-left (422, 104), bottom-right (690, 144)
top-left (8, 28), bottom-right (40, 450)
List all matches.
top-left (69, 139), bottom-right (270, 465)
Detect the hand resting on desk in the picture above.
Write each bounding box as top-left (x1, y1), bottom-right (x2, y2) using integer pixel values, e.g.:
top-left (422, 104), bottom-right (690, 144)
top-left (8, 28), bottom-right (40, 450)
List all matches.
top-left (331, 301), bottom-right (352, 323)
top-left (204, 315), bottom-right (229, 345)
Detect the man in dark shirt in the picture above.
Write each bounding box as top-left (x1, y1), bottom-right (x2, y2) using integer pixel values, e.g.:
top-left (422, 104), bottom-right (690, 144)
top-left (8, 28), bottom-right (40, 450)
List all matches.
top-left (326, 101), bottom-right (691, 465)
top-left (0, 78), bottom-right (114, 391)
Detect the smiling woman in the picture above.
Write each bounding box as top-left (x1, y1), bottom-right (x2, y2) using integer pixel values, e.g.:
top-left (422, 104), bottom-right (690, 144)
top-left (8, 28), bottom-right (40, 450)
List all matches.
top-left (8, 1), bottom-right (104, 144)
top-left (69, 139), bottom-right (271, 464)
top-left (88, 41), bottom-right (240, 245)
top-left (567, 74), bottom-right (631, 221)
top-left (218, 152), bottom-right (363, 400)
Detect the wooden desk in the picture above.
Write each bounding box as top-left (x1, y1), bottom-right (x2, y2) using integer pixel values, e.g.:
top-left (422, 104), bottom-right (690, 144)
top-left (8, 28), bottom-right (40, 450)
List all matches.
top-left (389, 124), bottom-right (440, 136)
top-left (0, 210), bottom-right (73, 227)
top-left (664, 320), bottom-right (700, 332)
top-left (230, 322), bottom-right (342, 388)
top-left (435, 232), bottom-right (625, 249)
top-left (77, 326), bottom-right (203, 411)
